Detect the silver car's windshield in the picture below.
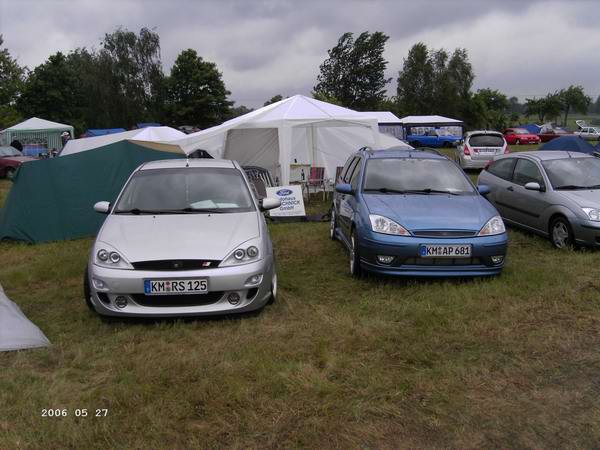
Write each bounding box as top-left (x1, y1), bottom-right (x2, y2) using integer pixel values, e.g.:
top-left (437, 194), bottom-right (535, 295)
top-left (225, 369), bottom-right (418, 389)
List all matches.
top-left (363, 158), bottom-right (475, 195)
top-left (115, 167), bottom-right (256, 214)
top-left (542, 158), bottom-right (600, 190)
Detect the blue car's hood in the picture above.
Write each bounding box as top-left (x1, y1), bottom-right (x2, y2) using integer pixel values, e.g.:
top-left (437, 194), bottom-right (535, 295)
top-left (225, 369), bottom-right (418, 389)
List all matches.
top-left (363, 193), bottom-right (496, 232)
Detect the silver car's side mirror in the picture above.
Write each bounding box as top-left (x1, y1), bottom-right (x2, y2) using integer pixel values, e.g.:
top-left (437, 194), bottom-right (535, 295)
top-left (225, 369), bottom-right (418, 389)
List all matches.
top-left (94, 201), bottom-right (111, 214)
top-left (260, 197), bottom-right (281, 211)
top-left (524, 182), bottom-right (542, 191)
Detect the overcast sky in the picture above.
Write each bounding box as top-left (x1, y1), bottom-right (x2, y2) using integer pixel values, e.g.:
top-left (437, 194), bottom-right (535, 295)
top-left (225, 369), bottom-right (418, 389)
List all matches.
top-left (1, 0), bottom-right (599, 108)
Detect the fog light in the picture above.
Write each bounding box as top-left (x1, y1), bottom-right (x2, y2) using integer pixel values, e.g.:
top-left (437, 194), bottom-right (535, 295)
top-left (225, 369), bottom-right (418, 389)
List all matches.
top-left (376, 255), bottom-right (394, 265)
top-left (491, 255), bottom-right (504, 265)
top-left (227, 293), bottom-right (241, 305)
top-left (114, 296), bottom-right (128, 308)
top-left (92, 278), bottom-right (106, 290)
top-left (244, 274), bottom-right (263, 286)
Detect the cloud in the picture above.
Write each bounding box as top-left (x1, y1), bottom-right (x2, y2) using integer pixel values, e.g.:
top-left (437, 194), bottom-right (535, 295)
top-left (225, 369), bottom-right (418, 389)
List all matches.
top-left (1, 0), bottom-right (598, 108)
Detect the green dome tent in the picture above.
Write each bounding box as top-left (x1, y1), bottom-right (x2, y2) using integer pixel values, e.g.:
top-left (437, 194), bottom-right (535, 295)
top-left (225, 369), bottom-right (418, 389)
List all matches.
top-left (0, 141), bottom-right (184, 243)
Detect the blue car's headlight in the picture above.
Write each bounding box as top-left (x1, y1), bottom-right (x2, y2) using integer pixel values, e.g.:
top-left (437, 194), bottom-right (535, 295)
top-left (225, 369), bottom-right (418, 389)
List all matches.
top-left (582, 207), bottom-right (600, 222)
top-left (478, 216), bottom-right (506, 236)
top-left (369, 214), bottom-right (411, 236)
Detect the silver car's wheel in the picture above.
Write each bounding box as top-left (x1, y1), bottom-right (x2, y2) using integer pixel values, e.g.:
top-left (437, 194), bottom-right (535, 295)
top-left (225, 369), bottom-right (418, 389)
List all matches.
top-left (268, 272), bottom-right (277, 304)
top-left (330, 209), bottom-right (337, 240)
top-left (349, 232), bottom-right (362, 277)
top-left (550, 217), bottom-right (573, 249)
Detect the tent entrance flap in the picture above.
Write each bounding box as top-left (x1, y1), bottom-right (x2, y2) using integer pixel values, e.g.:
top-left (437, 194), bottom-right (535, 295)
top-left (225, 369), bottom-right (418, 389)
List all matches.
top-left (224, 128), bottom-right (280, 179)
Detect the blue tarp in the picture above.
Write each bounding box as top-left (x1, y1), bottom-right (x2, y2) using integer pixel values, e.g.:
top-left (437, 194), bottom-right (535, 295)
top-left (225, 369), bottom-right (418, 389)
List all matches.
top-left (83, 128), bottom-right (126, 137)
top-left (519, 123), bottom-right (541, 134)
top-left (539, 136), bottom-right (599, 154)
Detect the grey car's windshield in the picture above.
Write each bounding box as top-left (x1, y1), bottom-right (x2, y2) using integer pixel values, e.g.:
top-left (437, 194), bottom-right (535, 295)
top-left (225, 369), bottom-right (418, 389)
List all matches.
top-left (115, 167), bottom-right (255, 214)
top-left (542, 158), bottom-right (600, 190)
top-left (363, 158), bottom-right (475, 195)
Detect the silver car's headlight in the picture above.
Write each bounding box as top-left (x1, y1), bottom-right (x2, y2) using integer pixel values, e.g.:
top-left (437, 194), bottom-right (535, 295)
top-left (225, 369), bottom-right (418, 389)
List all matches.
top-left (478, 216), bottom-right (506, 236)
top-left (220, 240), bottom-right (262, 267)
top-left (93, 242), bottom-right (133, 270)
top-left (582, 207), bottom-right (600, 222)
top-left (369, 214), bottom-right (411, 236)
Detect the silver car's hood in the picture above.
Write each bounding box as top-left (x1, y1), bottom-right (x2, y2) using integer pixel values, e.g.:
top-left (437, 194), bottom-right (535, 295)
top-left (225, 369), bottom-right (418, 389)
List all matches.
top-left (559, 190), bottom-right (600, 208)
top-left (97, 212), bottom-right (260, 261)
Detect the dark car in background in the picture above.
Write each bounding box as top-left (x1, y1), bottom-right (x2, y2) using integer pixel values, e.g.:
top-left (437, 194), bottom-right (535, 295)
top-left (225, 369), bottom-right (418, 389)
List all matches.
top-left (330, 147), bottom-right (508, 278)
top-left (538, 127), bottom-right (571, 143)
top-left (0, 146), bottom-right (36, 180)
top-left (478, 151), bottom-right (600, 249)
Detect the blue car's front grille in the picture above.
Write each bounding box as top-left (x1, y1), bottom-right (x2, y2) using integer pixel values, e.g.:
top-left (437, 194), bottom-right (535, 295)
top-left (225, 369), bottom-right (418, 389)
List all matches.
top-left (411, 230), bottom-right (477, 237)
top-left (401, 257), bottom-right (481, 266)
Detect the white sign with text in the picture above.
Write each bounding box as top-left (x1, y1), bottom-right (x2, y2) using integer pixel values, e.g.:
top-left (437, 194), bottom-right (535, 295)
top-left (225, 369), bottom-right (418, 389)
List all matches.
top-left (266, 185), bottom-right (306, 217)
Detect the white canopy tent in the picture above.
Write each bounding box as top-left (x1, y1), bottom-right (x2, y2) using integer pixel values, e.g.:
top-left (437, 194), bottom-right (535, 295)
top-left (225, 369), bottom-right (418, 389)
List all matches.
top-left (156, 95), bottom-right (408, 185)
top-left (0, 284), bottom-right (50, 352)
top-left (60, 126), bottom-right (187, 156)
top-left (1, 117), bottom-right (74, 151)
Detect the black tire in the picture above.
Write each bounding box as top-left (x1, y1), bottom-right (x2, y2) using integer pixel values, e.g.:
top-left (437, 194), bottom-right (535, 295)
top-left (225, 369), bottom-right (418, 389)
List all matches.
top-left (349, 229), bottom-right (362, 278)
top-left (329, 208), bottom-right (338, 241)
top-left (268, 272), bottom-right (277, 305)
top-left (549, 217), bottom-right (575, 249)
top-left (83, 265), bottom-right (95, 311)
top-left (5, 167), bottom-right (16, 180)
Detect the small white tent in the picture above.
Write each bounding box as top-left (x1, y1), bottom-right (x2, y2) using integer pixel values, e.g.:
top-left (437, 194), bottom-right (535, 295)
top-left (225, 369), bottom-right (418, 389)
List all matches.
top-left (0, 284), bottom-right (50, 352)
top-left (157, 95), bottom-right (407, 185)
top-left (1, 117), bottom-right (74, 151)
top-left (60, 126), bottom-right (187, 156)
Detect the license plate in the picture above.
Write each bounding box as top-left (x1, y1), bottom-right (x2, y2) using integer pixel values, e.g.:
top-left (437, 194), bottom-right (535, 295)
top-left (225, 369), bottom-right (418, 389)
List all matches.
top-left (419, 244), bottom-right (472, 258)
top-left (144, 279), bottom-right (208, 295)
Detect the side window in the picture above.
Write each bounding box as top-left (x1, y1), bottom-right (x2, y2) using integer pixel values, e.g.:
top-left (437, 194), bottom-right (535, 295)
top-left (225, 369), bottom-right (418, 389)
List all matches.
top-left (349, 158), bottom-right (362, 190)
top-left (513, 159), bottom-right (544, 187)
top-left (487, 158), bottom-right (516, 181)
top-left (343, 157), bottom-right (360, 183)
top-left (339, 156), bottom-right (355, 182)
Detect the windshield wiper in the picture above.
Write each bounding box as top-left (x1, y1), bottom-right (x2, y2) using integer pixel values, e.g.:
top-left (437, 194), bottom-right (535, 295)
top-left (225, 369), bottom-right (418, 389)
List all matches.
top-left (363, 188), bottom-right (408, 194)
top-left (411, 188), bottom-right (460, 196)
top-left (363, 188), bottom-right (460, 195)
top-left (554, 184), bottom-right (591, 190)
top-left (114, 208), bottom-right (170, 215)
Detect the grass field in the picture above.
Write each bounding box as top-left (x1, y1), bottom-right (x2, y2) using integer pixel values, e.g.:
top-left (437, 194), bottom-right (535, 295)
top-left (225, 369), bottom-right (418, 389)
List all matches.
top-left (2, 147), bottom-right (600, 448)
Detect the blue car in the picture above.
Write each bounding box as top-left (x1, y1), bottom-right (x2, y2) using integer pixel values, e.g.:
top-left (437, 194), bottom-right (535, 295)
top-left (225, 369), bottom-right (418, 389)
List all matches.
top-left (330, 147), bottom-right (508, 277)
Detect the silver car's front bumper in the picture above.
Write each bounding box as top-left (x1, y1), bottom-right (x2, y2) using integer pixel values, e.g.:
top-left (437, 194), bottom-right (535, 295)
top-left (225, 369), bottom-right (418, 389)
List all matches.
top-left (88, 257), bottom-right (275, 317)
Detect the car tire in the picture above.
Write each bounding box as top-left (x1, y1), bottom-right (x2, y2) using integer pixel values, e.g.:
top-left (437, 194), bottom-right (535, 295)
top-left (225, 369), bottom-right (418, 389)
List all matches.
top-left (330, 208), bottom-right (338, 241)
top-left (349, 230), bottom-right (362, 278)
top-left (5, 167), bottom-right (16, 180)
top-left (550, 217), bottom-right (575, 249)
top-left (83, 265), bottom-right (95, 311)
top-left (268, 272), bottom-right (277, 304)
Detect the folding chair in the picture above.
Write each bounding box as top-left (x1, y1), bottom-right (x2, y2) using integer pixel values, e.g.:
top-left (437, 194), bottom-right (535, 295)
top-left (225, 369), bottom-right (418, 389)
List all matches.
top-left (304, 166), bottom-right (326, 201)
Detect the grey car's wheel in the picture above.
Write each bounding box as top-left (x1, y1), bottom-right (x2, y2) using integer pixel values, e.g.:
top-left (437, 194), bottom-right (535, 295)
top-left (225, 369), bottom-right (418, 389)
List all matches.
top-left (83, 265), bottom-right (95, 311)
top-left (550, 217), bottom-right (574, 249)
top-left (330, 208), bottom-right (338, 240)
top-left (349, 231), bottom-right (362, 278)
top-left (5, 167), bottom-right (16, 180)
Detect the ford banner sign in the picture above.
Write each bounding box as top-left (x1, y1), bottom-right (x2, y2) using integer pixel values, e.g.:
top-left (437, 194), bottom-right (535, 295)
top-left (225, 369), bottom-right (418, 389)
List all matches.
top-left (266, 185), bottom-right (306, 217)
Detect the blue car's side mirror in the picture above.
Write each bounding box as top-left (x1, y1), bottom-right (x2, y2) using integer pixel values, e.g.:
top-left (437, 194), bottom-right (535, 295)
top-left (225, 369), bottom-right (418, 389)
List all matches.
top-left (477, 185), bottom-right (491, 196)
top-left (335, 183), bottom-right (353, 195)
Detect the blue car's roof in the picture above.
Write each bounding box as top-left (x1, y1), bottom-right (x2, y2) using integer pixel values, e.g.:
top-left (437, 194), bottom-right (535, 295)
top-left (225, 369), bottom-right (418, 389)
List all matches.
top-left (358, 147), bottom-right (447, 160)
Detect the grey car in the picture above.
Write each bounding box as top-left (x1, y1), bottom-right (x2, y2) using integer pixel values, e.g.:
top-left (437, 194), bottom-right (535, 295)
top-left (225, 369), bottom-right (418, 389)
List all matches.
top-left (456, 130), bottom-right (507, 169)
top-left (477, 151), bottom-right (600, 248)
top-left (85, 159), bottom-right (281, 318)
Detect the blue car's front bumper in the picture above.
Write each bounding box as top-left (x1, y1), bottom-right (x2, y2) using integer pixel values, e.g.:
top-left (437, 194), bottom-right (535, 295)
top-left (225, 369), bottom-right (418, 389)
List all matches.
top-left (357, 231), bottom-right (508, 277)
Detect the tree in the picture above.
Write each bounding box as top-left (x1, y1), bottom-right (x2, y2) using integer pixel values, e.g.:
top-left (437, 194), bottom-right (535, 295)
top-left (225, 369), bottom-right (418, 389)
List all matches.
top-left (0, 35), bottom-right (25, 128)
top-left (472, 88), bottom-right (509, 130)
top-left (228, 104), bottom-right (253, 119)
top-left (396, 42), bottom-right (434, 115)
top-left (558, 85), bottom-right (590, 127)
top-left (165, 49), bottom-right (232, 128)
top-left (525, 94), bottom-right (562, 123)
top-left (314, 31), bottom-right (390, 110)
top-left (264, 95), bottom-right (284, 106)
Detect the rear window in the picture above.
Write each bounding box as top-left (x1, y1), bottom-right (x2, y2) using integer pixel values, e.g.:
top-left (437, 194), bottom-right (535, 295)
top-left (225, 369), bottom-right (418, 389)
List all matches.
top-left (468, 134), bottom-right (505, 147)
top-left (487, 158), bottom-right (516, 181)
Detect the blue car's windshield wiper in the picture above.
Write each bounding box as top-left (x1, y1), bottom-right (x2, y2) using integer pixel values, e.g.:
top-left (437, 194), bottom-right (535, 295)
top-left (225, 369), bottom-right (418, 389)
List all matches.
top-left (363, 188), bottom-right (407, 194)
top-left (409, 188), bottom-right (460, 196)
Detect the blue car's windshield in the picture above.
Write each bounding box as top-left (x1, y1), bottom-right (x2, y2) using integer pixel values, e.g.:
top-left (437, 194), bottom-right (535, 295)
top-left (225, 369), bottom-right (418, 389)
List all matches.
top-left (363, 158), bottom-right (475, 195)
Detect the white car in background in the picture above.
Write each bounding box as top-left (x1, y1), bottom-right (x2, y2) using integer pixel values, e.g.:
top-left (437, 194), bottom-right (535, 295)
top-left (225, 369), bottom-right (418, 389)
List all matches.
top-left (456, 131), bottom-right (508, 169)
top-left (574, 126), bottom-right (600, 141)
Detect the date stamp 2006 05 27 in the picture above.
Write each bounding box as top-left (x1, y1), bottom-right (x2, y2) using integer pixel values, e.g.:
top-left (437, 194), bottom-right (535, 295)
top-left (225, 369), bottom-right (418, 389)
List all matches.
top-left (41, 409), bottom-right (108, 418)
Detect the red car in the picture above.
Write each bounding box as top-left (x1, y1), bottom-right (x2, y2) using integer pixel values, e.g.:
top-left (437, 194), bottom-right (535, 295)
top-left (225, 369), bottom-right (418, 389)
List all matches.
top-left (503, 128), bottom-right (541, 145)
top-left (538, 128), bottom-right (572, 143)
top-left (0, 146), bottom-right (36, 180)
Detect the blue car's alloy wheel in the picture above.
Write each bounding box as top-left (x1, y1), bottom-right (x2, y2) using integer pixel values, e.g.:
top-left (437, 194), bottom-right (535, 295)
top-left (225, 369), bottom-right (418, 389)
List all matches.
top-left (350, 232), bottom-right (362, 278)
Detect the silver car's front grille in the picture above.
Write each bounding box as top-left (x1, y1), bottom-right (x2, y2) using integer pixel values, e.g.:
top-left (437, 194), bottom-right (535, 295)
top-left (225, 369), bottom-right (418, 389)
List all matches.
top-left (411, 230), bottom-right (477, 237)
top-left (131, 260), bottom-right (221, 271)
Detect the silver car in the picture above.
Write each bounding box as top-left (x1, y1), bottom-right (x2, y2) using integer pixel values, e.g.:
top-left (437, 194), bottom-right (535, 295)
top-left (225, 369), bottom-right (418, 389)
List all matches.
top-left (477, 151), bottom-right (600, 248)
top-left (84, 159), bottom-right (281, 318)
top-left (457, 131), bottom-right (508, 169)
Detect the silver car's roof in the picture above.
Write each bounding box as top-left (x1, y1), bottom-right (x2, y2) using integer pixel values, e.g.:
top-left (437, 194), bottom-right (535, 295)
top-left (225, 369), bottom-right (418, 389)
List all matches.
top-left (139, 159), bottom-right (237, 171)
top-left (465, 130), bottom-right (503, 136)
top-left (495, 150), bottom-right (594, 161)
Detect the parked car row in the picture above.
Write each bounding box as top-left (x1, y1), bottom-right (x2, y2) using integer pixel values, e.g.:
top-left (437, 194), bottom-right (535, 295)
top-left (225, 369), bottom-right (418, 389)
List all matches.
top-left (0, 146), bottom-right (36, 180)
